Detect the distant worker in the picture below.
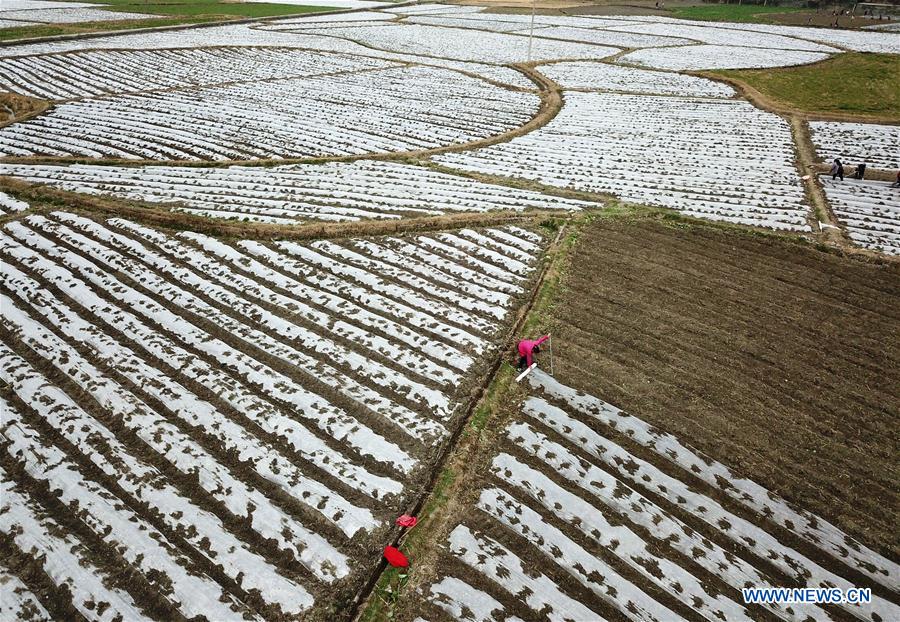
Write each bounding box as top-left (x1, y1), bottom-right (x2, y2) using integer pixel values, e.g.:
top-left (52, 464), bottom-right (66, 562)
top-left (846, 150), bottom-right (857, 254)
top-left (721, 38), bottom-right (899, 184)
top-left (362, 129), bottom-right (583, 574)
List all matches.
top-left (891, 170), bottom-right (900, 188)
top-left (853, 163), bottom-right (866, 180)
top-left (830, 158), bottom-right (844, 181)
top-left (517, 335), bottom-right (549, 371)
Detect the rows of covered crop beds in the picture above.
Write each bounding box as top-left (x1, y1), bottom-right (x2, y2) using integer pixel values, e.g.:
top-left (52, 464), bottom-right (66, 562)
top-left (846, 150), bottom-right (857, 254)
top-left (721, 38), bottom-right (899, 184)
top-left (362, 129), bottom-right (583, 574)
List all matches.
top-left (0, 47), bottom-right (393, 101)
top-left (281, 22), bottom-right (620, 64)
top-left (619, 44), bottom-right (830, 71)
top-left (821, 177), bottom-right (900, 255)
top-left (0, 65), bottom-right (538, 160)
top-left (810, 122), bottom-right (900, 171)
top-left (0, 0), bottom-right (157, 25)
top-left (437, 91), bottom-right (811, 231)
top-left (0, 203), bottom-right (545, 620)
top-left (416, 371), bottom-right (899, 622)
top-left (540, 60), bottom-right (735, 96)
top-left (0, 190), bottom-right (28, 215)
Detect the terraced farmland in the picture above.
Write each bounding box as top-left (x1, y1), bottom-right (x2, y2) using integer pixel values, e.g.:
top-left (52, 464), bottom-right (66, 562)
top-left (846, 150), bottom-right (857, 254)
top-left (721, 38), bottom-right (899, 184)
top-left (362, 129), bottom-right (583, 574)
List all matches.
top-left (0, 64), bottom-right (538, 160)
top-left (0, 1), bottom-right (896, 254)
top-left (0, 203), bottom-right (545, 620)
top-left (280, 22), bottom-right (619, 63)
top-left (0, 47), bottom-right (393, 101)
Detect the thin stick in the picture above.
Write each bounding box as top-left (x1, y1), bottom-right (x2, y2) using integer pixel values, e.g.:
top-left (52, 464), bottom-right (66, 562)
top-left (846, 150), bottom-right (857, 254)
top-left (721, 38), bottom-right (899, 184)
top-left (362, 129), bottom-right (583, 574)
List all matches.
top-left (527, 0), bottom-right (535, 62)
top-left (549, 333), bottom-right (553, 376)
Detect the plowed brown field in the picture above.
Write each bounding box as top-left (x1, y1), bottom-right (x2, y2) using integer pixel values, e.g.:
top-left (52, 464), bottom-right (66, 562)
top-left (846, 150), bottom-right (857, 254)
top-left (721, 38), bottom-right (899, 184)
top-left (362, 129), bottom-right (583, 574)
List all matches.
top-left (547, 213), bottom-right (900, 557)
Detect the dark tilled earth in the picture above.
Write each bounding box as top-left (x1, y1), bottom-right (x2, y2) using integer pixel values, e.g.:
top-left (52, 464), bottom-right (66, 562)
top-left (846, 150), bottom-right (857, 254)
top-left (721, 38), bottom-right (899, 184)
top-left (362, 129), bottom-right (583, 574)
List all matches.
top-left (547, 214), bottom-right (900, 558)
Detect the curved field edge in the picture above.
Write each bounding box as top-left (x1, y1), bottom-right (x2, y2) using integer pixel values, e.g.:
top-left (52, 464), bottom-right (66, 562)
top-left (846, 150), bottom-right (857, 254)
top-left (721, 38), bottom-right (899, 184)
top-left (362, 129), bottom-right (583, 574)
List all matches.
top-left (357, 206), bottom-right (900, 622)
top-left (704, 53), bottom-right (900, 124)
top-left (0, 176), bottom-right (583, 241)
top-left (0, 63), bottom-right (557, 167)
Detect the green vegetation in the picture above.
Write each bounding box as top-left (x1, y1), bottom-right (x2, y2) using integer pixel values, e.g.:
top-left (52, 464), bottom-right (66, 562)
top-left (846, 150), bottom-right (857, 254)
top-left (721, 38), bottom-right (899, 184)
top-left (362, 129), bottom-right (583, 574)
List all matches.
top-left (358, 466), bottom-right (456, 622)
top-left (88, 0), bottom-right (334, 18)
top-left (0, 0), bottom-right (333, 41)
top-left (716, 53), bottom-right (900, 120)
top-left (671, 4), bottom-right (807, 23)
top-left (468, 365), bottom-right (515, 432)
top-left (0, 16), bottom-right (216, 41)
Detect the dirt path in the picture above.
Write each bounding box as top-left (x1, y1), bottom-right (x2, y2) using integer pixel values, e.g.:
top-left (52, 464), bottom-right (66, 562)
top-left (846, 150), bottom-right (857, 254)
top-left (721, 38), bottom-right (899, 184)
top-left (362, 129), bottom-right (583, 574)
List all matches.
top-left (0, 92), bottom-right (49, 129)
top-left (787, 115), bottom-right (845, 237)
top-left (0, 176), bottom-right (582, 240)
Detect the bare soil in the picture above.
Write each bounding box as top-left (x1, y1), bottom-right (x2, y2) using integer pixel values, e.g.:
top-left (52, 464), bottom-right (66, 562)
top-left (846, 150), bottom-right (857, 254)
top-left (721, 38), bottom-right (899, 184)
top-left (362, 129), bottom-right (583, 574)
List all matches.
top-left (0, 92), bottom-right (49, 127)
top-left (545, 212), bottom-right (900, 558)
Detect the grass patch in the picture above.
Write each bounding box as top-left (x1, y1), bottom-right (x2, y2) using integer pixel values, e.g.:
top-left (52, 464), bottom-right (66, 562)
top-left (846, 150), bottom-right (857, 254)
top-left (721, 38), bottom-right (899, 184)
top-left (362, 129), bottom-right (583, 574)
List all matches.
top-left (0, 0), bottom-right (334, 40)
top-left (671, 4), bottom-right (807, 23)
top-left (89, 0), bottom-right (335, 18)
top-left (0, 16), bottom-right (221, 40)
top-left (469, 365), bottom-right (516, 432)
top-left (716, 53), bottom-right (900, 120)
top-left (357, 466), bottom-right (456, 622)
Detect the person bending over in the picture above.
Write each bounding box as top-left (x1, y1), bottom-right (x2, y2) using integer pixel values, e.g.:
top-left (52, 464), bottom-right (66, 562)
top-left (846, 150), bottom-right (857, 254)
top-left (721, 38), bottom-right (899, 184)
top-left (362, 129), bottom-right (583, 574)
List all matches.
top-left (517, 335), bottom-right (549, 371)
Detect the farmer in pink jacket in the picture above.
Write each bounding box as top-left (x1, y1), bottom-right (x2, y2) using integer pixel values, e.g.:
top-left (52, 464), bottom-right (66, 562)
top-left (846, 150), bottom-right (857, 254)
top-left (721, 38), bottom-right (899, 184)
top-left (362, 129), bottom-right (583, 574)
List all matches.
top-left (517, 335), bottom-right (549, 371)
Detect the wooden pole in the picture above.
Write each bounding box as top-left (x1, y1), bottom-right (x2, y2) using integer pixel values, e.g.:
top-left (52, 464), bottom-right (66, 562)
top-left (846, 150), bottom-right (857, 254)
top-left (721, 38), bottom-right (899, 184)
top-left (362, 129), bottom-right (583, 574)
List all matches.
top-left (549, 333), bottom-right (553, 376)
top-left (527, 0), bottom-right (535, 62)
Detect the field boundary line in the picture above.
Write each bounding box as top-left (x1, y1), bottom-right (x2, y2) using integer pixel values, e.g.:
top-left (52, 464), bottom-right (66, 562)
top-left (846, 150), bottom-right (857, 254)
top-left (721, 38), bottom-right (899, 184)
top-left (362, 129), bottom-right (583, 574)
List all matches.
top-left (0, 176), bottom-right (579, 239)
top-left (351, 212), bottom-right (587, 622)
top-left (787, 115), bottom-right (849, 245)
top-left (695, 69), bottom-right (900, 125)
